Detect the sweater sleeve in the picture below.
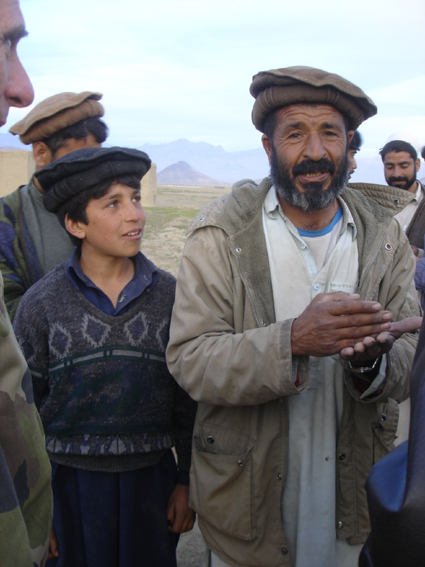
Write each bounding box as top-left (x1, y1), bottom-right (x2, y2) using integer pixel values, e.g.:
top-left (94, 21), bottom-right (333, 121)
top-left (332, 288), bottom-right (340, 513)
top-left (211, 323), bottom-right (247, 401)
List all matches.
top-left (172, 381), bottom-right (197, 478)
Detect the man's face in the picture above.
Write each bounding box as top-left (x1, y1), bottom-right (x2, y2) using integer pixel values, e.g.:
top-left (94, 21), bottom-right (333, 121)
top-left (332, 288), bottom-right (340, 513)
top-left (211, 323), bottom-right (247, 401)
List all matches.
top-left (262, 104), bottom-right (352, 212)
top-left (0, 0), bottom-right (34, 126)
top-left (383, 151), bottom-right (419, 193)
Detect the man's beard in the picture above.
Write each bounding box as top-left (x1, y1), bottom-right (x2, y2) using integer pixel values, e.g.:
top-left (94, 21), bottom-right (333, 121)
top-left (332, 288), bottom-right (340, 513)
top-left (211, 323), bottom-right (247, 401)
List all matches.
top-left (270, 146), bottom-right (349, 212)
top-left (387, 172), bottom-right (417, 191)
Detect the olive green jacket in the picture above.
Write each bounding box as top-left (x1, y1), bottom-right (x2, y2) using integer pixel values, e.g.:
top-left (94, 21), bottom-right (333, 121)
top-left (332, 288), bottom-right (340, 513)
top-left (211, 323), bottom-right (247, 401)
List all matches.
top-left (167, 179), bottom-right (420, 567)
top-left (0, 271), bottom-right (52, 566)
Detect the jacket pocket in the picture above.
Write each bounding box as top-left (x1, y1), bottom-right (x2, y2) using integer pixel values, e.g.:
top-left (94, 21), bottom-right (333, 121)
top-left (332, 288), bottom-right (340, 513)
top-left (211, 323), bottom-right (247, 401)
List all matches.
top-left (190, 422), bottom-right (256, 541)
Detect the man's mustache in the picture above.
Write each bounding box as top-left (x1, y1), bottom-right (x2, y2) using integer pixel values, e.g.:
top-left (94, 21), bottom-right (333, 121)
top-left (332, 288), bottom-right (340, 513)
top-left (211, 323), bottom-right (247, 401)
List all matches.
top-left (292, 158), bottom-right (335, 177)
top-left (389, 177), bottom-right (409, 184)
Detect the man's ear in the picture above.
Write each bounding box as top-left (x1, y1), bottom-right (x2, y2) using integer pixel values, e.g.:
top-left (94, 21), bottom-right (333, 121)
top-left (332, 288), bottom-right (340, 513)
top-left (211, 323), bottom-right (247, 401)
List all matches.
top-left (262, 134), bottom-right (273, 164)
top-left (415, 158), bottom-right (421, 173)
top-left (32, 141), bottom-right (53, 170)
top-left (65, 214), bottom-right (86, 240)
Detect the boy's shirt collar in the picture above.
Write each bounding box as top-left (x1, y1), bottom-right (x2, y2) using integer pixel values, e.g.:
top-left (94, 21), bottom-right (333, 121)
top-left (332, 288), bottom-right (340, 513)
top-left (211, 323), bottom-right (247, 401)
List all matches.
top-left (66, 249), bottom-right (158, 316)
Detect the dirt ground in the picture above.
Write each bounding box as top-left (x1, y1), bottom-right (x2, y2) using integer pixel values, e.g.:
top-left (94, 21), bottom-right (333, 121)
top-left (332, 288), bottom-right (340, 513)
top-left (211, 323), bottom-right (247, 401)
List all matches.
top-left (141, 185), bottom-right (230, 276)
top-left (142, 185), bottom-right (231, 566)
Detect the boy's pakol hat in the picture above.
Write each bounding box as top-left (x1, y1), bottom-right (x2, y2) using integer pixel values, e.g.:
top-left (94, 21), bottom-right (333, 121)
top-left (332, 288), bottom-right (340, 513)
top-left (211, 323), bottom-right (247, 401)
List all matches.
top-left (37, 146), bottom-right (151, 213)
top-left (9, 91), bottom-right (104, 144)
top-left (250, 66), bottom-right (377, 133)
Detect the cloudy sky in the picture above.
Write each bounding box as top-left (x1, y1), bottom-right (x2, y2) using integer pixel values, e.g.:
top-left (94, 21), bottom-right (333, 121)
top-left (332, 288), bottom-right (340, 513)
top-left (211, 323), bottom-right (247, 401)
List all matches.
top-left (1, 0), bottom-right (424, 158)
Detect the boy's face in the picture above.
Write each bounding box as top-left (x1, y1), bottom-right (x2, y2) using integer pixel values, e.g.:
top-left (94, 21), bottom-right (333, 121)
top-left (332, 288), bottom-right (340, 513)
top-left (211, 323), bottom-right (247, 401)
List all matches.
top-left (78, 183), bottom-right (146, 259)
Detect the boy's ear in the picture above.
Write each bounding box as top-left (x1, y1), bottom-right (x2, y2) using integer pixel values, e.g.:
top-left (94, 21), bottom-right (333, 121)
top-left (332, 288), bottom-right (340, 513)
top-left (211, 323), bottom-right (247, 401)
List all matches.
top-left (32, 141), bottom-right (53, 170)
top-left (65, 214), bottom-right (86, 240)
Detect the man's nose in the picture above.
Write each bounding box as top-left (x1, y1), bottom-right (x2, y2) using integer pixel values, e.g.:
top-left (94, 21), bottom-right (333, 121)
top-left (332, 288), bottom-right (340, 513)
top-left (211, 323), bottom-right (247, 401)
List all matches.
top-left (302, 133), bottom-right (326, 161)
top-left (5, 52), bottom-right (34, 109)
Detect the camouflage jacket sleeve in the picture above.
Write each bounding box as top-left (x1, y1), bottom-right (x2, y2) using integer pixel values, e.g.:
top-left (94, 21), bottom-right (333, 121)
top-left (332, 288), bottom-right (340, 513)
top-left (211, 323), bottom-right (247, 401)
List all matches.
top-left (0, 272), bottom-right (52, 567)
top-left (0, 189), bottom-right (37, 321)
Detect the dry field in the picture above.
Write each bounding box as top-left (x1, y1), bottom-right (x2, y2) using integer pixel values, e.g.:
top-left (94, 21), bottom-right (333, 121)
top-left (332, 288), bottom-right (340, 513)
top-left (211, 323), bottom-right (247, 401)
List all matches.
top-left (141, 184), bottom-right (230, 276)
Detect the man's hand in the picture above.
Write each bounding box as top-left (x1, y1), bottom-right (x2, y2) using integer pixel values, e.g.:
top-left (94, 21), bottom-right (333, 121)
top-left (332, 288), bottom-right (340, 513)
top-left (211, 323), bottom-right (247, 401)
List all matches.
top-left (166, 484), bottom-right (196, 534)
top-left (340, 316), bottom-right (423, 363)
top-left (47, 527), bottom-right (59, 560)
top-left (291, 292), bottom-right (392, 357)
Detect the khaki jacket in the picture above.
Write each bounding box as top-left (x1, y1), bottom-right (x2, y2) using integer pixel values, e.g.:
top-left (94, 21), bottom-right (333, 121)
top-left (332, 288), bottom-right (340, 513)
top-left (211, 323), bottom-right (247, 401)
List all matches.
top-left (349, 181), bottom-right (425, 250)
top-left (167, 179), bottom-right (420, 567)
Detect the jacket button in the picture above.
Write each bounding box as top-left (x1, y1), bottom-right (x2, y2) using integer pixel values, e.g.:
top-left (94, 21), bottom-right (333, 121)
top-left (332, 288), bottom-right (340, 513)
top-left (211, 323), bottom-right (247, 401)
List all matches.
top-left (277, 473), bottom-right (283, 480)
top-left (381, 414), bottom-right (387, 421)
top-left (237, 460), bottom-right (243, 467)
top-left (385, 243), bottom-right (392, 251)
top-left (207, 436), bottom-right (215, 444)
top-left (281, 547), bottom-right (288, 555)
top-left (339, 453), bottom-right (345, 461)
top-left (337, 521), bottom-right (344, 529)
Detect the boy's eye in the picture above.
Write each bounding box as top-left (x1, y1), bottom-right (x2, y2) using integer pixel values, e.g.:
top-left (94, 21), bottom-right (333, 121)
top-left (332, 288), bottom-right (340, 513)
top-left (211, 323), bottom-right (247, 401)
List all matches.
top-left (132, 195), bottom-right (141, 203)
top-left (107, 200), bottom-right (117, 208)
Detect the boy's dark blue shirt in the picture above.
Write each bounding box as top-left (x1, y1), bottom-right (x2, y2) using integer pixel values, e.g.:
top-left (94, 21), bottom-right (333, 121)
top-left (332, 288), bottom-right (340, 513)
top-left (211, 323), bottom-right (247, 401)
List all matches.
top-left (66, 249), bottom-right (158, 316)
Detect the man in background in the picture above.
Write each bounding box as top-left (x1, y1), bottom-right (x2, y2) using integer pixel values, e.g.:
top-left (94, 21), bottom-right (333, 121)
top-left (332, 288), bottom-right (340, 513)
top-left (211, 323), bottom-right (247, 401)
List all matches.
top-left (0, 1), bottom-right (52, 565)
top-left (348, 130), bottom-right (363, 179)
top-left (1, 91), bottom-right (108, 318)
top-left (380, 136), bottom-right (423, 246)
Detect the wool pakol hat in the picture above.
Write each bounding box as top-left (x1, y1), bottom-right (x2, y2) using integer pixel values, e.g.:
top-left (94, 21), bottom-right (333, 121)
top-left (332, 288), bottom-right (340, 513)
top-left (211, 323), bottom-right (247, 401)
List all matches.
top-left (36, 146), bottom-right (151, 213)
top-left (9, 91), bottom-right (104, 144)
top-left (250, 66), bottom-right (377, 133)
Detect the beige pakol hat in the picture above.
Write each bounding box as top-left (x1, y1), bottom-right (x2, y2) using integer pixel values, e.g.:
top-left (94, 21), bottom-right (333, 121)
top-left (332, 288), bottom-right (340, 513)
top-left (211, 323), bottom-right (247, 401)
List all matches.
top-left (9, 91), bottom-right (104, 144)
top-left (250, 66), bottom-right (377, 133)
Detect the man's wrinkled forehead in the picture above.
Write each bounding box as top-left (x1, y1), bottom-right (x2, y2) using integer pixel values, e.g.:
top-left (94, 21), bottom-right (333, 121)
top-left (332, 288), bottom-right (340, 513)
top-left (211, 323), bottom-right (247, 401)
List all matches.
top-left (275, 104), bottom-right (348, 131)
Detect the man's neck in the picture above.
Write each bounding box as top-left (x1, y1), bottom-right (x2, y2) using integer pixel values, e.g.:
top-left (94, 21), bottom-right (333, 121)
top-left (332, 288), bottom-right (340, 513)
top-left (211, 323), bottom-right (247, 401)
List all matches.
top-left (277, 194), bottom-right (339, 232)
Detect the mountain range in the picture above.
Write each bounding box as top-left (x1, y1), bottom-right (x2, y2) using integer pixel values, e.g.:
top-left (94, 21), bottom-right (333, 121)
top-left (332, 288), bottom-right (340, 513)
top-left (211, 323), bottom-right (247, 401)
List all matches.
top-left (0, 133), bottom-right (389, 185)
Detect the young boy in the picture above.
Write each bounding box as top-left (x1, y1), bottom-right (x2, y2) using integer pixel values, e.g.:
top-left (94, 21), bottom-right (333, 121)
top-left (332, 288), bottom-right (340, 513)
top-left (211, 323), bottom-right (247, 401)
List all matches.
top-left (13, 147), bottom-right (197, 567)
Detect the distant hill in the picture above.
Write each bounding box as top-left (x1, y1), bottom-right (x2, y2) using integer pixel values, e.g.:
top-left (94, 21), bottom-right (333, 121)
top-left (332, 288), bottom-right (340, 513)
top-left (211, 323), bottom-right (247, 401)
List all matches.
top-left (157, 161), bottom-right (226, 186)
top-left (139, 139), bottom-right (269, 184)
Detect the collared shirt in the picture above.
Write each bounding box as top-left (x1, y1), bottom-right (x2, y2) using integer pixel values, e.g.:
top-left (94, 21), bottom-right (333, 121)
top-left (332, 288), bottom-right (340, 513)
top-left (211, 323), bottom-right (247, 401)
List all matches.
top-left (262, 187), bottom-right (368, 567)
top-left (66, 249), bottom-right (158, 316)
top-left (394, 181), bottom-right (424, 232)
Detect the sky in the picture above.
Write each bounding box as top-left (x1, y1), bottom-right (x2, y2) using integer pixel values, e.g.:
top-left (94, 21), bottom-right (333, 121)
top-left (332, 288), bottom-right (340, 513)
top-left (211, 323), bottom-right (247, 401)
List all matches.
top-left (1, 0), bottom-right (424, 160)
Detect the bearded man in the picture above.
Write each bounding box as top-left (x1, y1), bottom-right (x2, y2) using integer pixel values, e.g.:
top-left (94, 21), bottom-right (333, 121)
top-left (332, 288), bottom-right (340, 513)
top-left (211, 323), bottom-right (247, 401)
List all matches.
top-left (166, 66), bottom-right (421, 567)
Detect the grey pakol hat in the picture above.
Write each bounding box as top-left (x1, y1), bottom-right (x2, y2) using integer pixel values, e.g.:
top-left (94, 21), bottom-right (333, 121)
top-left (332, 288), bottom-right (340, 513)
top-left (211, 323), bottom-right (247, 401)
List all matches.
top-left (36, 146), bottom-right (151, 213)
top-left (250, 66), bottom-right (377, 133)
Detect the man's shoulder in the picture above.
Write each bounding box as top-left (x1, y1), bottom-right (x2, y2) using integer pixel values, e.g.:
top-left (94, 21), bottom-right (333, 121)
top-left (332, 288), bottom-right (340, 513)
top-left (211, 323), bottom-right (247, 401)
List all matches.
top-left (347, 182), bottom-right (414, 214)
top-left (342, 185), bottom-right (396, 222)
top-left (0, 185), bottom-right (27, 223)
top-left (187, 177), bottom-right (272, 236)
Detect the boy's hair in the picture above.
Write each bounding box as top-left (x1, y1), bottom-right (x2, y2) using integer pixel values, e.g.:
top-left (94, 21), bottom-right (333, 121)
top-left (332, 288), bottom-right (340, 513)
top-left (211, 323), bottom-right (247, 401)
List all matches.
top-left (349, 130), bottom-right (363, 152)
top-left (379, 140), bottom-right (418, 162)
top-left (45, 116), bottom-right (109, 158)
top-left (57, 174), bottom-right (141, 247)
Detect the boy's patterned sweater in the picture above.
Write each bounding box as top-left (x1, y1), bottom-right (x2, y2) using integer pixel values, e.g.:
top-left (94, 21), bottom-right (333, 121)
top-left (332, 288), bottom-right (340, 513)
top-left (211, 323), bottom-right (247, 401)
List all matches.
top-left (13, 263), bottom-right (197, 474)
